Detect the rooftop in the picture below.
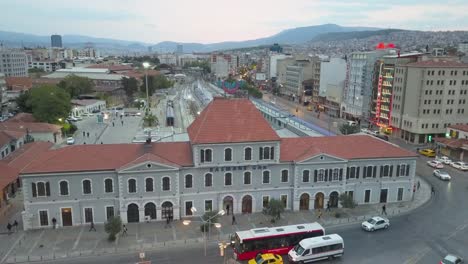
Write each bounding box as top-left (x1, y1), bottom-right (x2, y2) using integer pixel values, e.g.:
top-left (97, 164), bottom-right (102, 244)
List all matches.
top-left (187, 97), bottom-right (280, 144)
top-left (71, 99), bottom-right (105, 106)
top-left (56, 68), bottom-right (109, 74)
top-left (449, 124), bottom-right (468, 133)
top-left (44, 72), bottom-right (123, 81)
top-left (406, 60), bottom-right (468, 68)
top-left (0, 130), bottom-right (25, 147)
top-left (0, 121), bottom-right (62, 133)
top-left (5, 77), bottom-right (33, 91)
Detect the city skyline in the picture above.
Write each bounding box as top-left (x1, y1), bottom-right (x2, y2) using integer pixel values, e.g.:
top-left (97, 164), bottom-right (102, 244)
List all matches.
top-left (1, 0), bottom-right (468, 44)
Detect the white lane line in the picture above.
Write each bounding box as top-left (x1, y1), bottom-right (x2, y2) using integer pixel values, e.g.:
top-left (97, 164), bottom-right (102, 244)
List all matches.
top-left (27, 230), bottom-right (45, 255)
top-left (403, 246), bottom-right (430, 264)
top-left (0, 233), bottom-right (25, 264)
top-left (72, 226), bottom-right (84, 250)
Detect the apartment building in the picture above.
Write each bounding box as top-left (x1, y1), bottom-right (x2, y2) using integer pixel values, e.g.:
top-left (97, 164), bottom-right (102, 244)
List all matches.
top-left (392, 58), bottom-right (468, 144)
top-left (0, 47), bottom-right (28, 77)
top-left (319, 58), bottom-right (347, 117)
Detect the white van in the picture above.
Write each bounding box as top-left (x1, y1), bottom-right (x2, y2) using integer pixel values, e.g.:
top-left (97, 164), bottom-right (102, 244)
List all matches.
top-left (288, 234), bottom-right (344, 263)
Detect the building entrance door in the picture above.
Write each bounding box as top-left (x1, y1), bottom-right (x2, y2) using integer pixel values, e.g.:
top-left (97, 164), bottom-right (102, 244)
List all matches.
top-left (380, 189), bottom-right (388, 203)
top-left (241, 195), bottom-right (252, 213)
top-left (61, 208), bottom-right (72, 226)
top-left (299, 193), bottom-right (310, 210)
top-left (127, 203), bottom-right (139, 223)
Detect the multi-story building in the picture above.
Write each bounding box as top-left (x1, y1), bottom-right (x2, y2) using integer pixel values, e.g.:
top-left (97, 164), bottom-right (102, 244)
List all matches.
top-left (19, 97), bottom-right (416, 230)
top-left (29, 60), bottom-right (60, 72)
top-left (0, 73), bottom-right (6, 114)
top-left (319, 58), bottom-right (347, 117)
top-left (51, 35), bottom-right (63, 48)
top-left (0, 46), bottom-right (28, 77)
top-left (458, 42), bottom-right (468, 55)
top-left (210, 54), bottom-right (236, 79)
top-left (276, 57), bottom-right (295, 85)
top-left (392, 58), bottom-right (468, 144)
top-left (268, 54), bottom-right (291, 79)
top-left (370, 53), bottom-right (423, 130)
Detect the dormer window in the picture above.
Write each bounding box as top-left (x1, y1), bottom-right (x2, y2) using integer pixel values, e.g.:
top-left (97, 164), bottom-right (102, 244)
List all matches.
top-left (200, 148), bottom-right (212, 163)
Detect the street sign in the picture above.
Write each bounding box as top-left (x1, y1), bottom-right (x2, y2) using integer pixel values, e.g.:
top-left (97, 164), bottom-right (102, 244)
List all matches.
top-left (139, 252), bottom-right (145, 259)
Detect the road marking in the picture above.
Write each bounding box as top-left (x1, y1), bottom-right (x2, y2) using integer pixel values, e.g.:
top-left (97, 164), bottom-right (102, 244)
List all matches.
top-left (27, 229), bottom-right (45, 255)
top-left (403, 246), bottom-right (430, 264)
top-left (72, 226), bottom-right (84, 250)
top-left (0, 232), bottom-right (25, 264)
top-left (445, 222), bottom-right (468, 240)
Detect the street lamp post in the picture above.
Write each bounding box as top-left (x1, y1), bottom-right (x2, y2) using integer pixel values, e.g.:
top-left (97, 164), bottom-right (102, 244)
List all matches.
top-left (142, 62), bottom-right (151, 109)
top-left (183, 207), bottom-right (225, 256)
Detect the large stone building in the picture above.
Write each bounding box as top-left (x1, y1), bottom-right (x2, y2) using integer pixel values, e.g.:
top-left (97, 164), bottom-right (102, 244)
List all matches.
top-left (392, 58), bottom-right (468, 144)
top-left (20, 98), bottom-right (416, 230)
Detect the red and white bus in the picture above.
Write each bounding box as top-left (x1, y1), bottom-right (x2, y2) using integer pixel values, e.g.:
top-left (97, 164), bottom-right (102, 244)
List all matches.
top-left (232, 223), bottom-right (325, 261)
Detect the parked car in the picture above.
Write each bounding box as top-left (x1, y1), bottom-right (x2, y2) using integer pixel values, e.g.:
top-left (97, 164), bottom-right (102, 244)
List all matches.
top-left (67, 116), bottom-right (78, 122)
top-left (419, 149), bottom-right (436, 157)
top-left (136, 112), bottom-right (142, 116)
top-left (249, 253), bottom-right (283, 264)
top-left (362, 216), bottom-right (390, 232)
top-left (433, 170), bottom-right (451, 181)
top-left (436, 156), bottom-right (452, 165)
top-left (66, 137), bottom-right (75, 145)
top-left (91, 109), bottom-right (100, 113)
top-left (75, 116), bottom-right (83, 121)
top-left (440, 254), bottom-right (463, 264)
top-left (427, 160), bottom-right (444, 169)
top-left (451, 162), bottom-right (468, 171)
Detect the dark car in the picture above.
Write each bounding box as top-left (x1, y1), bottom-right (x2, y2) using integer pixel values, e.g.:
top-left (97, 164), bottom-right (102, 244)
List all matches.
top-left (375, 134), bottom-right (389, 141)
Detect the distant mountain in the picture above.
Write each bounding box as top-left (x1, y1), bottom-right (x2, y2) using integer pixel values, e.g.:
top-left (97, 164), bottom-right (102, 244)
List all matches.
top-left (309, 29), bottom-right (406, 43)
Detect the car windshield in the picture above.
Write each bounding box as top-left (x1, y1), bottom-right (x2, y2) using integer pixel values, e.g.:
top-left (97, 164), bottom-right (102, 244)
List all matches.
top-left (255, 255), bottom-right (265, 263)
top-left (367, 218), bottom-right (377, 224)
top-left (293, 244), bottom-right (305, 255)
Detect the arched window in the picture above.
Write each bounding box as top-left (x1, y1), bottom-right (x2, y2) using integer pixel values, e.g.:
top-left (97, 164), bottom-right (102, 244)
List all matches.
top-left (224, 148), bottom-right (232, 161)
top-left (162, 177), bottom-right (170, 191)
top-left (145, 178), bottom-right (154, 192)
top-left (205, 173), bottom-right (213, 187)
top-left (281, 170), bottom-right (289, 183)
top-left (59, 181), bottom-right (69, 195)
top-left (243, 171), bottom-right (251, 185)
top-left (200, 149), bottom-right (213, 163)
top-left (185, 174), bottom-right (193, 188)
top-left (128, 179), bottom-right (137, 193)
top-left (244, 147), bottom-right (252, 161)
top-left (82, 179), bottom-right (92, 194)
top-left (224, 172), bottom-right (232, 186)
top-left (262, 171), bottom-right (270, 184)
top-left (104, 178), bottom-right (113, 193)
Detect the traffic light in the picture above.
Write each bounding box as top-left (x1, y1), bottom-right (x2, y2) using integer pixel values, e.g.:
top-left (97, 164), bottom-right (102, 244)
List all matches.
top-left (428, 135), bottom-right (432, 142)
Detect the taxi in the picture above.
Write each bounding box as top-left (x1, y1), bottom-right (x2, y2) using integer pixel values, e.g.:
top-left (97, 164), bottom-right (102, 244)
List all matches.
top-left (419, 149), bottom-right (436, 157)
top-left (248, 253), bottom-right (283, 264)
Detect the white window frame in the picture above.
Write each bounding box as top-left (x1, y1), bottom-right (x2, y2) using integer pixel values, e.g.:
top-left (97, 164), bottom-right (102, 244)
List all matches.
top-left (364, 189), bottom-right (372, 203)
top-left (224, 172), bottom-right (233, 186)
top-left (144, 177), bottom-right (154, 192)
top-left (244, 147), bottom-right (252, 161)
top-left (58, 180), bottom-right (70, 196)
top-left (349, 166), bottom-right (356, 179)
top-left (83, 207), bottom-right (94, 223)
top-left (262, 195), bottom-right (270, 208)
top-left (103, 178), bottom-right (114, 193)
top-left (200, 148), bottom-right (213, 163)
top-left (332, 168), bottom-right (339, 181)
top-left (262, 170), bottom-right (271, 184)
top-left (397, 188), bottom-right (404, 201)
top-left (82, 178), bottom-right (93, 195)
top-left (36, 181), bottom-right (47, 197)
top-left (161, 176), bottom-right (171, 191)
top-left (382, 165), bottom-right (390, 177)
top-left (184, 174), bottom-right (193, 189)
top-left (281, 169), bottom-right (289, 183)
top-left (302, 170), bottom-right (310, 183)
top-left (38, 209), bottom-right (49, 227)
top-left (400, 164), bottom-right (407, 176)
top-left (127, 178), bottom-right (137, 194)
top-left (243, 171), bottom-right (252, 185)
top-left (318, 169), bottom-right (325, 182)
top-left (105, 205), bottom-right (115, 221)
top-left (204, 199), bottom-right (213, 212)
top-left (224, 147), bottom-right (233, 162)
top-left (204, 173), bottom-right (213, 187)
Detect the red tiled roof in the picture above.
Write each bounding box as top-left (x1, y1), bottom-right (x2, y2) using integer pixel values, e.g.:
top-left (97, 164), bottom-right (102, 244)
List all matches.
top-left (86, 64), bottom-right (133, 71)
top-left (2, 142), bottom-right (53, 172)
top-left (187, 98), bottom-right (280, 144)
top-left (280, 135), bottom-right (417, 162)
top-left (0, 130), bottom-right (25, 147)
top-left (406, 60), bottom-right (468, 68)
top-left (71, 99), bottom-right (103, 106)
top-left (8, 113), bottom-right (37, 123)
top-left (0, 121), bottom-right (62, 133)
top-left (0, 163), bottom-right (20, 191)
top-left (5, 77), bottom-right (33, 91)
top-left (435, 137), bottom-right (468, 149)
top-left (448, 124), bottom-right (468, 133)
top-left (22, 142), bottom-right (193, 174)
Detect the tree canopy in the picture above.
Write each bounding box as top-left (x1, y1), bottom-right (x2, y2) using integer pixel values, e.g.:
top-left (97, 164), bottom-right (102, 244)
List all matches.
top-left (105, 216), bottom-right (122, 241)
top-left (58, 75), bottom-right (95, 98)
top-left (28, 85), bottom-right (71, 123)
top-left (263, 198), bottom-right (285, 222)
top-left (141, 75), bottom-right (173, 95)
top-left (183, 60), bottom-right (211, 73)
top-left (122, 77), bottom-right (139, 104)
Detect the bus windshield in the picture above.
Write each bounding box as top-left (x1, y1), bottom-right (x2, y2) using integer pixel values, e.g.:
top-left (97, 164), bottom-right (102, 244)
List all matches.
top-left (233, 234), bottom-right (243, 253)
top-left (293, 244), bottom-right (305, 255)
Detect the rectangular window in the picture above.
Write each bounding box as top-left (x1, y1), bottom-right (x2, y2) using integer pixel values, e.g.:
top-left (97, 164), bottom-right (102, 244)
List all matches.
top-left (281, 170), bottom-right (289, 183)
top-left (205, 174), bottom-right (213, 187)
top-left (204, 200), bottom-right (213, 212)
top-left (318, 169), bottom-right (325, 181)
top-left (332, 168), bottom-right (339, 181)
top-left (262, 196), bottom-right (269, 208)
top-left (84, 208), bottom-right (93, 223)
top-left (243, 172), bottom-right (251, 185)
top-left (224, 173), bottom-right (232, 186)
top-left (280, 195), bottom-right (287, 208)
top-left (106, 206), bottom-right (114, 220)
top-left (262, 171), bottom-right (270, 184)
top-left (364, 190), bottom-right (371, 203)
top-left (185, 201), bottom-right (193, 216)
top-left (302, 170), bottom-right (310, 182)
top-left (397, 188), bottom-right (404, 201)
top-left (39, 210), bottom-right (48, 226)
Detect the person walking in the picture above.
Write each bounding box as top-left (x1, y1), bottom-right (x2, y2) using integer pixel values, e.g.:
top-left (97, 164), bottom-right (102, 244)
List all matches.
top-left (381, 204), bottom-right (387, 215)
top-left (121, 120), bottom-right (124, 126)
top-left (52, 217), bottom-right (57, 229)
top-left (226, 204), bottom-right (230, 215)
top-left (89, 221), bottom-right (96, 232)
top-left (122, 225), bottom-right (128, 236)
top-left (232, 214), bottom-right (236, 225)
top-left (6, 223), bottom-right (12, 234)
top-left (87, 132), bottom-right (90, 138)
top-left (112, 122), bottom-right (115, 127)
top-left (431, 186), bottom-right (435, 195)
top-left (417, 181), bottom-right (421, 190)
top-left (317, 210), bottom-right (322, 219)
top-left (326, 201), bottom-right (331, 212)
top-left (82, 131), bottom-right (86, 137)
top-left (13, 220), bottom-right (18, 232)
top-left (165, 217), bottom-right (170, 228)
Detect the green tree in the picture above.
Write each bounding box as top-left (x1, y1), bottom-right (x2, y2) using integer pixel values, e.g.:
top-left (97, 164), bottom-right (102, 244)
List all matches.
top-left (122, 77), bottom-right (139, 103)
top-left (263, 198), bottom-right (285, 222)
top-left (104, 216), bottom-right (122, 241)
top-left (339, 123), bottom-right (360, 135)
top-left (29, 85), bottom-right (71, 123)
top-left (200, 211), bottom-right (221, 233)
top-left (143, 113), bottom-right (158, 127)
top-left (16, 90), bottom-right (33, 113)
top-left (58, 75), bottom-right (95, 98)
top-left (141, 75), bottom-right (173, 95)
top-left (183, 60), bottom-right (211, 73)
top-left (339, 193), bottom-right (357, 209)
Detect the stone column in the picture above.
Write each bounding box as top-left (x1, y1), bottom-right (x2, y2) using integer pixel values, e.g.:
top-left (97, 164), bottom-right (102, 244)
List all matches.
top-left (139, 209), bottom-right (145, 223)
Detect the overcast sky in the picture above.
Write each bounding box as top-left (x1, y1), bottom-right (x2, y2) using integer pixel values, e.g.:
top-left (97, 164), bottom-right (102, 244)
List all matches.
top-left (1, 0), bottom-right (467, 44)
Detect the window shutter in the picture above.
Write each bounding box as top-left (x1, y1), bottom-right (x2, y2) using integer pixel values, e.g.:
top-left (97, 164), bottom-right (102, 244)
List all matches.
top-left (406, 165), bottom-right (410, 176)
top-left (329, 169), bottom-right (333, 179)
top-left (356, 167), bottom-right (360, 179)
top-left (339, 168), bottom-right (343, 181)
top-left (45, 182), bottom-right (51, 196)
top-left (314, 170), bottom-right (317, 182)
top-left (259, 147), bottom-right (263, 160)
top-left (396, 165), bottom-right (400, 177)
top-left (380, 166), bottom-right (383, 177)
top-left (363, 167), bottom-right (367, 179)
top-left (270, 147), bottom-right (275, 160)
top-left (324, 169), bottom-right (328, 181)
top-left (389, 166), bottom-right (393, 177)
top-left (373, 166), bottom-right (377, 178)
top-left (200, 149), bottom-right (205, 163)
top-left (346, 168), bottom-right (349, 179)
top-left (32, 182), bottom-right (37, 198)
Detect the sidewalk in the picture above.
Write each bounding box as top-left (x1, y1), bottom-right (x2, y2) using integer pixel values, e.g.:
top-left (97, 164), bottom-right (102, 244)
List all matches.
top-left (0, 176), bottom-right (431, 263)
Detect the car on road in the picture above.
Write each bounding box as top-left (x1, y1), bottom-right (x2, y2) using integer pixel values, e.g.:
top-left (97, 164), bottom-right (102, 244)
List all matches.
top-left (66, 137), bottom-right (75, 145)
top-left (249, 253), bottom-right (283, 264)
top-left (436, 156), bottom-right (452, 165)
top-left (67, 116), bottom-right (78, 122)
top-left (433, 170), bottom-right (451, 181)
top-left (450, 161), bottom-right (468, 171)
top-left (427, 160), bottom-right (444, 169)
top-left (362, 216), bottom-right (390, 232)
top-left (419, 149), bottom-right (436, 157)
top-left (136, 112), bottom-right (141, 116)
top-left (440, 254), bottom-right (463, 264)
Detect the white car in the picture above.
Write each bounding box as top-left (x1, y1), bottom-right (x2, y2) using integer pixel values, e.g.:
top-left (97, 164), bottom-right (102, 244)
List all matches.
top-left (427, 160), bottom-right (444, 169)
top-left (451, 162), bottom-right (468, 171)
top-left (66, 137), bottom-right (75, 145)
top-left (75, 116), bottom-right (83, 121)
top-left (433, 170), bottom-right (451, 181)
top-left (362, 216), bottom-right (390, 232)
top-left (440, 254), bottom-right (463, 264)
top-left (67, 116), bottom-right (78, 122)
top-left (436, 156), bottom-right (452, 165)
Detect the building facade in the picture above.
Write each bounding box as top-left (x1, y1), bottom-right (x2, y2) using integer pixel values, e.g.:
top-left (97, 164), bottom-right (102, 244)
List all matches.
top-left (51, 35), bottom-right (63, 48)
top-left (319, 58), bottom-right (347, 117)
top-left (435, 124), bottom-right (468, 162)
top-left (20, 98), bottom-right (416, 230)
top-left (392, 58), bottom-right (468, 144)
top-left (0, 47), bottom-right (29, 77)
